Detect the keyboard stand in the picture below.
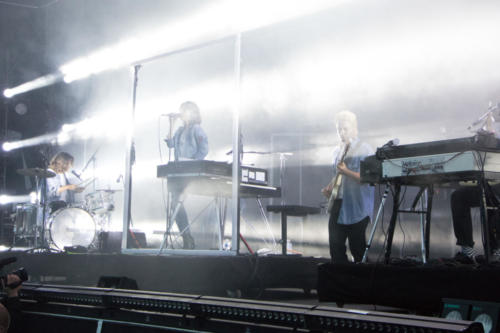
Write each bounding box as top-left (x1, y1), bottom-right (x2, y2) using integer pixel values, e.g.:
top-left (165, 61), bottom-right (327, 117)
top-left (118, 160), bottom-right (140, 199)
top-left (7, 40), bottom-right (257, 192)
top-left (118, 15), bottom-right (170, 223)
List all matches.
top-left (383, 184), bottom-right (434, 264)
top-left (383, 176), bottom-right (495, 264)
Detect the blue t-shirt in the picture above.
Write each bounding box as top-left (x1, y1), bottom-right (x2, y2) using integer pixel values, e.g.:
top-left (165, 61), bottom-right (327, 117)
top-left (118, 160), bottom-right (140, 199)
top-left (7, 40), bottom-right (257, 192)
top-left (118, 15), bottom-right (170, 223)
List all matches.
top-left (332, 138), bottom-right (374, 225)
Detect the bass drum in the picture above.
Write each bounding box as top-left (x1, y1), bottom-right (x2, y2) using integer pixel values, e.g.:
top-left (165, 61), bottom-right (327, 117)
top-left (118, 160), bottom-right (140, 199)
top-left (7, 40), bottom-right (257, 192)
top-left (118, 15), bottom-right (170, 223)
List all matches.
top-left (49, 207), bottom-right (96, 250)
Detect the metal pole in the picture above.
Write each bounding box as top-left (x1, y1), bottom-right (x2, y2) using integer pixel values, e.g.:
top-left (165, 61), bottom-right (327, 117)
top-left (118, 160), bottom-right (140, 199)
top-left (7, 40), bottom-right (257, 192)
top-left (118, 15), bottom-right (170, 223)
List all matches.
top-left (231, 33), bottom-right (242, 254)
top-left (419, 188), bottom-right (427, 264)
top-left (362, 183), bottom-right (389, 263)
top-left (122, 65), bottom-right (141, 250)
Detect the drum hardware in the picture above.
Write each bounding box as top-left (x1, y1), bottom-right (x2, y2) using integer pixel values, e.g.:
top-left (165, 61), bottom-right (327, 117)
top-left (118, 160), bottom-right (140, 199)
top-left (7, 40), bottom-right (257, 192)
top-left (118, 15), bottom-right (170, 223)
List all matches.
top-left (84, 189), bottom-right (120, 249)
top-left (13, 203), bottom-right (39, 239)
top-left (85, 189), bottom-right (119, 214)
top-left (14, 167), bottom-right (55, 250)
top-left (15, 159), bottom-right (118, 252)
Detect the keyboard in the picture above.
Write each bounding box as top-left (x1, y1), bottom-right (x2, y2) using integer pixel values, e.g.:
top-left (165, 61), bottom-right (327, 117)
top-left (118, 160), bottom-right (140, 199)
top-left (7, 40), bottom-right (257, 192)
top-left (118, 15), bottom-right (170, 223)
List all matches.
top-left (361, 134), bottom-right (500, 185)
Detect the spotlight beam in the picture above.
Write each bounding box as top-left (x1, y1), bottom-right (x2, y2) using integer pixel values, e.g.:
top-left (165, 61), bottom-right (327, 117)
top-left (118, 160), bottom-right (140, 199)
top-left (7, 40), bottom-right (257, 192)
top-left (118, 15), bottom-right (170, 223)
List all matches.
top-left (2, 133), bottom-right (58, 152)
top-left (3, 0), bottom-right (342, 96)
top-left (3, 73), bottom-right (61, 98)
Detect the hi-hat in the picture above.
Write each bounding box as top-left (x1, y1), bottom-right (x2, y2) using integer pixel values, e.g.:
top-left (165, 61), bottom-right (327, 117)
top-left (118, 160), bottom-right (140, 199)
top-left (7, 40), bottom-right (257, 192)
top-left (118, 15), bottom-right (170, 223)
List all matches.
top-left (17, 168), bottom-right (56, 178)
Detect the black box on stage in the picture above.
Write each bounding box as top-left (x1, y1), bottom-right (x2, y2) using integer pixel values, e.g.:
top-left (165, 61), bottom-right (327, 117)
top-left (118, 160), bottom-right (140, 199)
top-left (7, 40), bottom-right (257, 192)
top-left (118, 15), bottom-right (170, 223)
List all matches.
top-left (97, 276), bottom-right (139, 290)
top-left (99, 231), bottom-right (147, 253)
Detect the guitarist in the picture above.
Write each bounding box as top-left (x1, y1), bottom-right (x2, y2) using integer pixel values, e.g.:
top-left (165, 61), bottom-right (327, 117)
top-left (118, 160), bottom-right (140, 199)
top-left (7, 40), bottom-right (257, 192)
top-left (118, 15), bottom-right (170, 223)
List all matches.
top-left (321, 111), bottom-right (374, 263)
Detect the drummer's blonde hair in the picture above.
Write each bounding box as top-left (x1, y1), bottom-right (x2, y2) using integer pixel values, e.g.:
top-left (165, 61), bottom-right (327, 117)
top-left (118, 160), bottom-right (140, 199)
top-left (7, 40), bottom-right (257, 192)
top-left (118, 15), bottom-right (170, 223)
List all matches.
top-left (49, 152), bottom-right (74, 172)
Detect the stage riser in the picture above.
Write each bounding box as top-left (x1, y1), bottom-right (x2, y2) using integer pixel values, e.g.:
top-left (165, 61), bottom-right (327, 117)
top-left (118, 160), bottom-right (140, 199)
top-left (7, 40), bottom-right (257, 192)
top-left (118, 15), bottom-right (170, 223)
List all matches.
top-left (0, 252), bottom-right (328, 295)
top-left (318, 263), bottom-right (500, 313)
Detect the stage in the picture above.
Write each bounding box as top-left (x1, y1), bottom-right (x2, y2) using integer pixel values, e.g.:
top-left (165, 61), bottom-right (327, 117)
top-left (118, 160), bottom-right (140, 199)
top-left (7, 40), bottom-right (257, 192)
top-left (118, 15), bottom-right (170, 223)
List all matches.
top-left (1, 250), bottom-right (498, 332)
top-left (0, 251), bottom-right (328, 297)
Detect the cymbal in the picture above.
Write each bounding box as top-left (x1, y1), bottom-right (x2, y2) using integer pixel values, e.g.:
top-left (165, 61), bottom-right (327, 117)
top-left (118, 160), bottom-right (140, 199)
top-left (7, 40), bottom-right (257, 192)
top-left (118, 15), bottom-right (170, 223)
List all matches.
top-left (17, 168), bottom-right (56, 178)
top-left (95, 189), bottom-right (122, 192)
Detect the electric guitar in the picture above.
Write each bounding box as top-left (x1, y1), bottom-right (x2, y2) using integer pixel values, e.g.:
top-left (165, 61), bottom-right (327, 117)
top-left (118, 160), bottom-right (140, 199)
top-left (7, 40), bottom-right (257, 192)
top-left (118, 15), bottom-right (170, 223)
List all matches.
top-left (327, 143), bottom-right (350, 213)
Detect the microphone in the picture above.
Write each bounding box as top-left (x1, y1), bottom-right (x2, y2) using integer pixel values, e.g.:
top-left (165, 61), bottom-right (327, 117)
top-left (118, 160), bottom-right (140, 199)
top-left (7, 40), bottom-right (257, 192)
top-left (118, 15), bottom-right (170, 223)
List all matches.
top-left (161, 113), bottom-right (181, 118)
top-left (383, 138), bottom-right (400, 147)
top-left (71, 170), bottom-right (82, 180)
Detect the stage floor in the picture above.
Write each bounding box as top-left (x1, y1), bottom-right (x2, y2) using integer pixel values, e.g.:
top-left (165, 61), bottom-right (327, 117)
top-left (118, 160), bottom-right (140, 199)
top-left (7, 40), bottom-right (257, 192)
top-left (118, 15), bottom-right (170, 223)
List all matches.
top-left (0, 250), bottom-right (329, 298)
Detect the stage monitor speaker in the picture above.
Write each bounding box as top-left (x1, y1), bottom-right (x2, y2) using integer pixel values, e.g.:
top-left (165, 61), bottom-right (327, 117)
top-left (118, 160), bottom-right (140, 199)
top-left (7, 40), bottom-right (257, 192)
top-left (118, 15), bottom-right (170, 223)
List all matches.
top-left (99, 231), bottom-right (146, 252)
top-left (97, 276), bottom-right (139, 290)
top-left (469, 301), bottom-right (500, 333)
top-left (442, 298), bottom-right (500, 333)
top-left (442, 298), bottom-right (470, 321)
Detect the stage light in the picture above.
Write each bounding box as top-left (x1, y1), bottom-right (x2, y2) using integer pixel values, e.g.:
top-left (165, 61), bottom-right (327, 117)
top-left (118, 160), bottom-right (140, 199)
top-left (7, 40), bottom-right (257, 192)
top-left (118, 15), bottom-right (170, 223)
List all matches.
top-left (2, 142), bottom-right (12, 152)
top-left (2, 73), bottom-right (60, 98)
top-left (3, 89), bottom-right (13, 98)
top-left (57, 132), bottom-right (71, 145)
top-left (29, 191), bottom-right (37, 204)
top-left (0, 194), bottom-right (31, 205)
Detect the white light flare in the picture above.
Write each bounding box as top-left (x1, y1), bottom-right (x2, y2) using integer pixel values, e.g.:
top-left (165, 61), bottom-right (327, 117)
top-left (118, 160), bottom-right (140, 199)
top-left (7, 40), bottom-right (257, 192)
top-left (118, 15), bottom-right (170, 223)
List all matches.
top-left (58, 0), bottom-right (341, 84)
top-left (0, 194), bottom-right (32, 205)
top-left (2, 133), bottom-right (59, 152)
top-left (2, 73), bottom-right (60, 98)
top-left (3, 106), bottom-right (132, 151)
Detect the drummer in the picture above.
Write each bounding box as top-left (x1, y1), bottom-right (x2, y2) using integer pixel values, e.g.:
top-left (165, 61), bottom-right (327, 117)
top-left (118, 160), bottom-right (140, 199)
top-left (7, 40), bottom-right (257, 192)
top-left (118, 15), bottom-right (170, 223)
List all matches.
top-left (46, 152), bottom-right (84, 212)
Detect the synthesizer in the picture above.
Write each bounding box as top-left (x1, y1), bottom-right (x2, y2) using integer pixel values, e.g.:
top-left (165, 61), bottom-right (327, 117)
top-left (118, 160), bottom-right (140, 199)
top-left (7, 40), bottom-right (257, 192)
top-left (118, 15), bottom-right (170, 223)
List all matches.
top-left (157, 161), bottom-right (279, 198)
top-left (157, 160), bottom-right (269, 185)
top-left (361, 134), bottom-right (500, 184)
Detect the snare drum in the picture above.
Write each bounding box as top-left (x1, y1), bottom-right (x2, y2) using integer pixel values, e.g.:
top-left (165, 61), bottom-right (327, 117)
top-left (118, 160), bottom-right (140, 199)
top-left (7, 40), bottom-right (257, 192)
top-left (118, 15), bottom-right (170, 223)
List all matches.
top-left (48, 207), bottom-right (96, 250)
top-left (14, 203), bottom-right (39, 237)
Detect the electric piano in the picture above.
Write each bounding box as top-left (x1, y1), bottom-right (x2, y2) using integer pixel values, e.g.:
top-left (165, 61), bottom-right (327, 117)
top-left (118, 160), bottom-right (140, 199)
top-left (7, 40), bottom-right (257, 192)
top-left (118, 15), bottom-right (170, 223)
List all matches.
top-left (360, 133), bottom-right (500, 263)
top-left (157, 160), bottom-right (281, 198)
top-left (361, 133), bottom-right (500, 185)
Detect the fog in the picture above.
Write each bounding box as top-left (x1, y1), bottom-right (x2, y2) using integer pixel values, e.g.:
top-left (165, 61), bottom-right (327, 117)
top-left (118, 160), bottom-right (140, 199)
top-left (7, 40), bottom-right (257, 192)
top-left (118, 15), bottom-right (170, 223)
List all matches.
top-left (3, 0), bottom-right (500, 258)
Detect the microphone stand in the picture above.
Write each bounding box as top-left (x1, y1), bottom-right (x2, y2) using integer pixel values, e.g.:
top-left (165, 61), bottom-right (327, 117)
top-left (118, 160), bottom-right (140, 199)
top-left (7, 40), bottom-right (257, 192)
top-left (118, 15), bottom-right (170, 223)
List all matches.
top-left (468, 103), bottom-right (499, 132)
top-left (159, 114), bottom-right (176, 252)
top-left (81, 146), bottom-right (100, 192)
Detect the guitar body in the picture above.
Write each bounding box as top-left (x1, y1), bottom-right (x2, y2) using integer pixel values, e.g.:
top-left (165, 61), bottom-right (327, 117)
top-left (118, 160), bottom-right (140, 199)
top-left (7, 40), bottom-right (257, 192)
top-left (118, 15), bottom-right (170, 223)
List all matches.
top-left (327, 143), bottom-right (350, 213)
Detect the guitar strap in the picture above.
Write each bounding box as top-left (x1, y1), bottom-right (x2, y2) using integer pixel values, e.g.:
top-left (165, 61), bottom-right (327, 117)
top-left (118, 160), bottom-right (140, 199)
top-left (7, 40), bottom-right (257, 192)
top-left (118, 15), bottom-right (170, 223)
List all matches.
top-left (335, 139), bottom-right (361, 199)
top-left (330, 139), bottom-right (362, 215)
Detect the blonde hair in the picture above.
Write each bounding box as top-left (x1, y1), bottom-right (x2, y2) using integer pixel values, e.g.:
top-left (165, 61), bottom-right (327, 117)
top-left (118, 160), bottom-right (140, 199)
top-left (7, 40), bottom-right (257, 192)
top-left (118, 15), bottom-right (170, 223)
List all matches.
top-left (335, 110), bottom-right (357, 126)
top-left (49, 152), bottom-right (74, 172)
top-left (335, 110), bottom-right (358, 137)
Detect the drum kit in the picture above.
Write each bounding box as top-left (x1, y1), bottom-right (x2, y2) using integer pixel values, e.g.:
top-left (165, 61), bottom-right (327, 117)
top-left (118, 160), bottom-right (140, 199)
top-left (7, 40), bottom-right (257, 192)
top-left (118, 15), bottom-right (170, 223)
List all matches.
top-left (12, 168), bottom-right (120, 251)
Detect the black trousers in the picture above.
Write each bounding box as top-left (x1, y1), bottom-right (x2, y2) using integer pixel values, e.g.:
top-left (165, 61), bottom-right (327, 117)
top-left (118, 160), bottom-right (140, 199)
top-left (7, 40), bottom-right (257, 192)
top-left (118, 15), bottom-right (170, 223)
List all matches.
top-left (171, 190), bottom-right (190, 236)
top-left (328, 199), bottom-right (370, 263)
top-left (451, 184), bottom-right (500, 251)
